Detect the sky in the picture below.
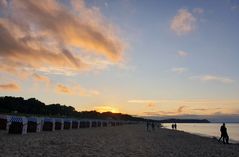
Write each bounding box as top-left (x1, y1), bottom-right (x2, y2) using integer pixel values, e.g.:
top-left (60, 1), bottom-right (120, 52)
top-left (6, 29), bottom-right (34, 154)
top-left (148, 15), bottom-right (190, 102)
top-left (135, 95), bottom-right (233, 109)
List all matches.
top-left (0, 0), bottom-right (239, 121)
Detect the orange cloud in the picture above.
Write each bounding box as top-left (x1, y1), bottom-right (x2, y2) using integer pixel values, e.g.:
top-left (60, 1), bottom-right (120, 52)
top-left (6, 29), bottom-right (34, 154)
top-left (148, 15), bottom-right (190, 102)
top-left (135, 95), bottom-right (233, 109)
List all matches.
top-left (56, 83), bottom-right (99, 97)
top-left (147, 102), bottom-right (156, 107)
top-left (128, 99), bottom-right (158, 104)
top-left (32, 73), bottom-right (50, 83)
top-left (128, 99), bottom-right (158, 108)
top-left (144, 106), bottom-right (187, 116)
top-left (177, 105), bottom-right (187, 113)
top-left (0, 83), bottom-right (21, 91)
top-left (56, 84), bottom-right (72, 94)
top-left (0, 0), bottom-right (125, 77)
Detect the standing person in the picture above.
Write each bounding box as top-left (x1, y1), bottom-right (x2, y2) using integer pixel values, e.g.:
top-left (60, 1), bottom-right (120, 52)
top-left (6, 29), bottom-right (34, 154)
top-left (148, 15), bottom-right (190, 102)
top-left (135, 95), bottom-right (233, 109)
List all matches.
top-left (172, 123), bottom-right (174, 130)
top-left (146, 121), bottom-right (150, 131)
top-left (218, 123), bottom-right (229, 144)
top-left (152, 122), bottom-right (155, 131)
top-left (174, 123), bottom-right (177, 130)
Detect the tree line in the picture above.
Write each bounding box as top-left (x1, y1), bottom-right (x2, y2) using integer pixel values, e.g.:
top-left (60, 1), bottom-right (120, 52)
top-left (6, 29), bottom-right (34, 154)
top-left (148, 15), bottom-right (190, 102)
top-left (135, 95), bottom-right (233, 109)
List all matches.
top-left (0, 96), bottom-right (146, 121)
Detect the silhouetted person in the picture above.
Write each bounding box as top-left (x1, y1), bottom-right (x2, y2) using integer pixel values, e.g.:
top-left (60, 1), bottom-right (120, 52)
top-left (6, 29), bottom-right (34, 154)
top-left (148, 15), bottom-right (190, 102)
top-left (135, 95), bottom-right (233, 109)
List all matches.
top-left (174, 123), bottom-right (177, 130)
top-left (146, 121), bottom-right (150, 131)
top-left (218, 123), bottom-right (229, 144)
top-left (172, 123), bottom-right (174, 130)
top-left (152, 122), bottom-right (155, 131)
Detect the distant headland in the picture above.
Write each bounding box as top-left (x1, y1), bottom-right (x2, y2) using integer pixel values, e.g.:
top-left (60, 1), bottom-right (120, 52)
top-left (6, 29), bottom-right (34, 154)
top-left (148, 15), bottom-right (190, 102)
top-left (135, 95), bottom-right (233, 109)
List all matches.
top-left (157, 118), bottom-right (210, 123)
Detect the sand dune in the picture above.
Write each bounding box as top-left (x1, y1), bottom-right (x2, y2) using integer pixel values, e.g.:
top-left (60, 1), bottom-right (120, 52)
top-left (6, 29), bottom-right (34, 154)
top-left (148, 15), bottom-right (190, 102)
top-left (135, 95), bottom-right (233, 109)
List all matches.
top-left (0, 124), bottom-right (238, 157)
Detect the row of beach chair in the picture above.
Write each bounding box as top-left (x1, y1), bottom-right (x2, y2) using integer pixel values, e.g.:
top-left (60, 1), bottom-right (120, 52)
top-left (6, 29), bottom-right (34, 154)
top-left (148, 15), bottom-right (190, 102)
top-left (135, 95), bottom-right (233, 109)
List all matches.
top-left (0, 114), bottom-right (129, 134)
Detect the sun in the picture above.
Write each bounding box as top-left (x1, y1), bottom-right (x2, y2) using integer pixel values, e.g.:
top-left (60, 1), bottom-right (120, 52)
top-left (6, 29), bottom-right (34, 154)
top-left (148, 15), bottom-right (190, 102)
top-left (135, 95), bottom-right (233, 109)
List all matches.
top-left (94, 106), bottom-right (120, 113)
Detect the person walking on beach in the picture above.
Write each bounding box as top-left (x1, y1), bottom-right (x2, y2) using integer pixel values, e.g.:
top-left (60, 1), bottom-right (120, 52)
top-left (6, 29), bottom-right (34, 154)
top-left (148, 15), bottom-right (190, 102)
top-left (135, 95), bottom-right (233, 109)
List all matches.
top-left (172, 123), bottom-right (174, 130)
top-left (174, 123), bottom-right (177, 130)
top-left (218, 123), bottom-right (229, 144)
top-left (146, 121), bottom-right (150, 131)
top-left (151, 122), bottom-right (155, 131)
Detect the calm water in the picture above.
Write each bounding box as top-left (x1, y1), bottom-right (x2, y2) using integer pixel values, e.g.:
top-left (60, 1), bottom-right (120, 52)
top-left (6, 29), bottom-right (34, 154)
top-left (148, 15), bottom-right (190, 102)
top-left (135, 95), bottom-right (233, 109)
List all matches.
top-left (162, 123), bottom-right (239, 143)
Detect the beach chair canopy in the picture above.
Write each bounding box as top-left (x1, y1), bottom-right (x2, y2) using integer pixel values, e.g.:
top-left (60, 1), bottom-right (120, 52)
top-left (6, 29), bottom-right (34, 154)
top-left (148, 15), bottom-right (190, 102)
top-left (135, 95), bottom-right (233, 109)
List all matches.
top-left (64, 119), bottom-right (72, 123)
top-left (0, 114), bottom-right (11, 130)
top-left (0, 114), bottom-right (11, 121)
top-left (72, 119), bottom-right (78, 123)
top-left (10, 116), bottom-right (27, 124)
top-left (27, 117), bottom-right (37, 122)
top-left (55, 118), bottom-right (63, 123)
top-left (43, 118), bottom-right (54, 122)
top-left (27, 117), bottom-right (41, 123)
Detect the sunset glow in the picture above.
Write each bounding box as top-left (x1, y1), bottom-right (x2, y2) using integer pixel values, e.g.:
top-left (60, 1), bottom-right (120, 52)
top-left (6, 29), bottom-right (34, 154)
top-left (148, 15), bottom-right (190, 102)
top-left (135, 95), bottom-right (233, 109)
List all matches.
top-left (94, 106), bottom-right (120, 113)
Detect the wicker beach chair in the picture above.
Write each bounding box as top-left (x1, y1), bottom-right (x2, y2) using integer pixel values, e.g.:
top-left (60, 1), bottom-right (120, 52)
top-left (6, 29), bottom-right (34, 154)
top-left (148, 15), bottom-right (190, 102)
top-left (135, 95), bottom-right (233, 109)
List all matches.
top-left (8, 116), bottom-right (27, 134)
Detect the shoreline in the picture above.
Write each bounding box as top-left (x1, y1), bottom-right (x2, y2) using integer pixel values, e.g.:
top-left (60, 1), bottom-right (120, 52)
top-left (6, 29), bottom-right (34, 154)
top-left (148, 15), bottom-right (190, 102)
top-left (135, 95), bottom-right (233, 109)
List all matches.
top-left (0, 124), bottom-right (239, 157)
top-left (162, 126), bottom-right (239, 144)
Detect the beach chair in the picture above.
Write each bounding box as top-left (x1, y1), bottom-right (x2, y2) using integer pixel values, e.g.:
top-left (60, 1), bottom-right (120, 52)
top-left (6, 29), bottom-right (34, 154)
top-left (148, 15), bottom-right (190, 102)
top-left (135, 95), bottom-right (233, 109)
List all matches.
top-left (63, 119), bottom-right (72, 130)
top-left (71, 119), bottom-right (79, 129)
top-left (8, 116), bottom-right (27, 134)
top-left (27, 117), bottom-right (41, 133)
top-left (54, 118), bottom-right (63, 130)
top-left (111, 121), bottom-right (116, 127)
top-left (0, 114), bottom-right (11, 131)
top-left (102, 121), bottom-right (107, 127)
top-left (42, 118), bottom-right (55, 131)
top-left (91, 120), bottom-right (97, 128)
top-left (79, 120), bottom-right (90, 128)
top-left (97, 121), bottom-right (102, 127)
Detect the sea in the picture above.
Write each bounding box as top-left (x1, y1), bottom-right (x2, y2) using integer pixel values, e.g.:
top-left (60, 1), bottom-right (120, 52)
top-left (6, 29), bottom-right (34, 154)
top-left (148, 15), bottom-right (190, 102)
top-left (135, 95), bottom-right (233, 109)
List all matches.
top-left (162, 123), bottom-right (239, 143)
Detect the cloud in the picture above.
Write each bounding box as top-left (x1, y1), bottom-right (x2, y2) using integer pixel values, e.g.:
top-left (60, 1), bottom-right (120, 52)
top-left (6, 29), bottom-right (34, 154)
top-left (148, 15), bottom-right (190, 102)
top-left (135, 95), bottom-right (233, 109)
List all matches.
top-left (190, 75), bottom-right (235, 84)
top-left (56, 83), bottom-right (99, 97)
top-left (192, 108), bottom-right (221, 111)
top-left (130, 99), bottom-right (239, 105)
top-left (231, 5), bottom-right (239, 10)
top-left (0, 83), bottom-right (21, 91)
top-left (0, 0), bottom-right (125, 77)
top-left (229, 0), bottom-right (239, 11)
top-left (32, 73), bottom-right (50, 83)
top-left (143, 106), bottom-right (233, 117)
top-left (144, 106), bottom-right (187, 116)
top-left (177, 105), bottom-right (187, 113)
top-left (147, 102), bottom-right (156, 107)
top-left (56, 84), bottom-right (72, 94)
top-left (128, 99), bottom-right (158, 104)
top-left (193, 8), bottom-right (204, 14)
top-left (192, 108), bottom-right (208, 111)
top-left (128, 99), bottom-right (158, 108)
top-left (171, 67), bottom-right (188, 74)
top-left (177, 50), bottom-right (189, 57)
top-left (141, 99), bottom-right (239, 117)
top-left (170, 9), bottom-right (196, 35)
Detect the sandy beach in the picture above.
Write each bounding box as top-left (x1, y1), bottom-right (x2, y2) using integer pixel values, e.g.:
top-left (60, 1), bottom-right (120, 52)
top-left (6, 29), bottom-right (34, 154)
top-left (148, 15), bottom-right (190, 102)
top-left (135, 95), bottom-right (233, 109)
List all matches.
top-left (0, 124), bottom-right (238, 157)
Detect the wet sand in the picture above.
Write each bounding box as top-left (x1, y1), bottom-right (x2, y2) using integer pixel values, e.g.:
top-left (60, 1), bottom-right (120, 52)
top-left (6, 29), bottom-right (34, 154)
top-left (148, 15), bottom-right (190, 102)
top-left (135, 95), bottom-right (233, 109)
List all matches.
top-left (0, 124), bottom-right (239, 157)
